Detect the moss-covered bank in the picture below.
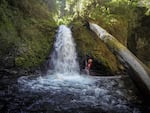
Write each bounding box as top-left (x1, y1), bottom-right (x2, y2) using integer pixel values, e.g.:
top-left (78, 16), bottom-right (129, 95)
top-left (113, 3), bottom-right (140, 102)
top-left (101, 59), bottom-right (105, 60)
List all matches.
top-left (0, 0), bottom-right (57, 70)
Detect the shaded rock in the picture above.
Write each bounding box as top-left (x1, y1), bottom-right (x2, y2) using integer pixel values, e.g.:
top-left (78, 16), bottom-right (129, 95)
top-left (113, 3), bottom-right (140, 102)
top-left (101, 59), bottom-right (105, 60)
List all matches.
top-left (3, 57), bottom-right (15, 68)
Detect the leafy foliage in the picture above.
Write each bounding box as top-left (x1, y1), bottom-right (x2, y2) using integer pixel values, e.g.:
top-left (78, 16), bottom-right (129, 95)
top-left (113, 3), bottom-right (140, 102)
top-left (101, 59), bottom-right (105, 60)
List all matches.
top-left (138, 0), bottom-right (150, 15)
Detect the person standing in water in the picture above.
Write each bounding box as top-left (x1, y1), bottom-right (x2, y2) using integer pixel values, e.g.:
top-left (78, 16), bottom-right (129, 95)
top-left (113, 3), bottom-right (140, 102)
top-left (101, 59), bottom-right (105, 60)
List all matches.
top-left (85, 58), bottom-right (93, 75)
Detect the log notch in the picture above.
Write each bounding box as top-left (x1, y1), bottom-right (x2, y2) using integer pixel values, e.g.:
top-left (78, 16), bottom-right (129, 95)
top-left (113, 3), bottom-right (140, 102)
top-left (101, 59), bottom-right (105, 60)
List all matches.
top-left (89, 22), bottom-right (150, 98)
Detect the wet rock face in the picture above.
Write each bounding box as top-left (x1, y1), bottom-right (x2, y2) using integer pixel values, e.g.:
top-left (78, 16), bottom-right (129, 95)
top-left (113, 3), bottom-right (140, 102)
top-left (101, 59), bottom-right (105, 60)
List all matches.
top-left (0, 72), bottom-right (150, 113)
top-left (2, 57), bottom-right (15, 68)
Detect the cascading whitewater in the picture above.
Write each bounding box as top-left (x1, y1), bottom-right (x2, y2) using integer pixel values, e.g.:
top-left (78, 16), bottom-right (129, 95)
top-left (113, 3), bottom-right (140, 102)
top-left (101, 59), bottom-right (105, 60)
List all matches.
top-left (50, 25), bottom-right (79, 74)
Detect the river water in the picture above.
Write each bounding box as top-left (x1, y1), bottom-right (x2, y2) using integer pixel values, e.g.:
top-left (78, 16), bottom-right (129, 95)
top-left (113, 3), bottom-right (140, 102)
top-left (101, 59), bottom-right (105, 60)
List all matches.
top-left (0, 25), bottom-right (149, 113)
top-left (0, 72), bottom-right (149, 113)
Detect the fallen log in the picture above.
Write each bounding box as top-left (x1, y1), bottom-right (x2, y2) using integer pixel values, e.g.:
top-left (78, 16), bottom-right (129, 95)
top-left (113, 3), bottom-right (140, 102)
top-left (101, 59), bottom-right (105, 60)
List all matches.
top-left (89, 22), bottom-right (150, 97)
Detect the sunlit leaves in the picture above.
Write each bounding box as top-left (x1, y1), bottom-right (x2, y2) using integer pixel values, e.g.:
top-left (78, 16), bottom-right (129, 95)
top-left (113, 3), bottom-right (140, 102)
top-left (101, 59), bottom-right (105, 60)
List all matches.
top-left (52, 0), bottom-right (148, 25)
top-left (138, 0), bottom-right (150, 15)
top-left (54, 0), bottom-right (96, 25)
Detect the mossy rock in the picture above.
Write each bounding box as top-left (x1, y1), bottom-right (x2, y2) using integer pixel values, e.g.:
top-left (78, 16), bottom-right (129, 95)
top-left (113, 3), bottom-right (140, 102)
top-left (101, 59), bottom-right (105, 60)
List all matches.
top-left (0, 0), bottom-right (57, 69)
top-left (71, 19), bottom-right (122, 74)
top-left (14, 20), bottom-right (57, 68)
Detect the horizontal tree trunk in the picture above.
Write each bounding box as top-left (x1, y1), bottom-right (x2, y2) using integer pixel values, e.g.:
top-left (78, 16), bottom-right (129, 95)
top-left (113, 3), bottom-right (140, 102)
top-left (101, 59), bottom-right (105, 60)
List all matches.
top-left (89, 22), bottom-right (150, 98)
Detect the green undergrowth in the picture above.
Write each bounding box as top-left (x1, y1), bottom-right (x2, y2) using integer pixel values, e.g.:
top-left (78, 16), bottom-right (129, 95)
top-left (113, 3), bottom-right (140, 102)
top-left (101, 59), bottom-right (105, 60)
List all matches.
top-left (89, 12), bottom-right (128, 46)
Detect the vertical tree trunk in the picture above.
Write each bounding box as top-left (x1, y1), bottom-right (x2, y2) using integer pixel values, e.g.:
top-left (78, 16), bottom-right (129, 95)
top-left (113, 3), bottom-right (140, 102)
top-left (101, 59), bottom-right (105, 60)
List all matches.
top-left (89, 22), bottom-right (150, 97)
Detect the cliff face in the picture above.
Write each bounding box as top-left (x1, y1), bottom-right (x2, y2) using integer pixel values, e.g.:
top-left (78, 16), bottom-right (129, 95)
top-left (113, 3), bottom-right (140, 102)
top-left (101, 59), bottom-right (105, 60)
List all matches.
top-left (0, 0), bottom-right (57, 70)
top-left (128, 15), bottom-right (150, 68)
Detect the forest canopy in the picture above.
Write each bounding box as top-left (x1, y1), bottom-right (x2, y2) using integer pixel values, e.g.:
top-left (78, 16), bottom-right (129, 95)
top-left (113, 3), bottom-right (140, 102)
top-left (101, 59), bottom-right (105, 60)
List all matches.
top-left (47, 0), bottom-right (150, 25)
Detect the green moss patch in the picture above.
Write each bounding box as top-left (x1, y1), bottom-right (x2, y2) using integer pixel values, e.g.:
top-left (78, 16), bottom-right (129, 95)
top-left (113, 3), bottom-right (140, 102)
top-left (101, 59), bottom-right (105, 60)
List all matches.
top-left (0, 0), bottom-right (57, 69)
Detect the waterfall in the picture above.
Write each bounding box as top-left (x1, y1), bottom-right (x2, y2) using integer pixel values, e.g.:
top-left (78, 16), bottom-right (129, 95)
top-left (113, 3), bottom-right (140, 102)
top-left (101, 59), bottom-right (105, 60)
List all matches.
top-left (50, 25), bottom-right (79, 74)
top-left (18, 25), bottom-right (93, 92)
